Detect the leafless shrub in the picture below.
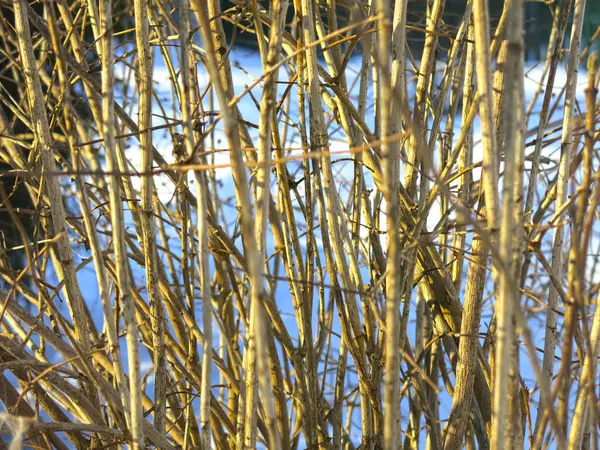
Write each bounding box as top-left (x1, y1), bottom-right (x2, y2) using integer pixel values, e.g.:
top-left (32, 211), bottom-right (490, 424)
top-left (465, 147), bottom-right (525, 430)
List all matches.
top-left (0, 0), bottom-right (599, 448)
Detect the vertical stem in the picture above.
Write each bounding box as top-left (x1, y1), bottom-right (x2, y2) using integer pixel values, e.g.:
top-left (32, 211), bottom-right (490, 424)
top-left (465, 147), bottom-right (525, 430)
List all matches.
top-left (445, 230), bottom-right (488, 450)
top-left (528, 3), bottom-right (574, 437)
top-left (133, 0), bottom-right (166, 434)
top-left (405, 0), bottom-right (446, 198)
top-left (568, 56), bottom-right (600, 450)
top-left (253, 0), bottom-right (288, 447)
top-left (492, 0), bottom-right (524, 447)
top-left (378, 0), bottom-right (401, 448)
top-left (12, 0), bottom-right (100, 418)
top-left (179, 0), bottom-right (212, 446)
top-left (190, 2), bottom-right (279, 448)
top-left (472, 0), bottom-right (499, 231)
top-left (97, 0), bottom-right (134, 413)
top-left (451, 19), bottom-right (475, 291)
top-left (553, 0), bottom-right (587, 433)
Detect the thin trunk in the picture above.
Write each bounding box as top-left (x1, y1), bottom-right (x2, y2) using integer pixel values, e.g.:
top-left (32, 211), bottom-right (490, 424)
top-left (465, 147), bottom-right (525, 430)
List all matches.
top-left (379, 0), bottom-right (402, 447)
top-left (567, 53), bottom-right (599, 450)
top-left (554, 0), bottom-right (588, 434)
top-left (491, 0), bottom-right (524, 446)
top-left (133, 0), bottom-right (166, 434)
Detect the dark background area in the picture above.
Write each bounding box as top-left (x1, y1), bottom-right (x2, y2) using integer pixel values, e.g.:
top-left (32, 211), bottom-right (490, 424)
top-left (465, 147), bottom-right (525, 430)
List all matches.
top-left (216, 0), bottom-right (598, 59)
